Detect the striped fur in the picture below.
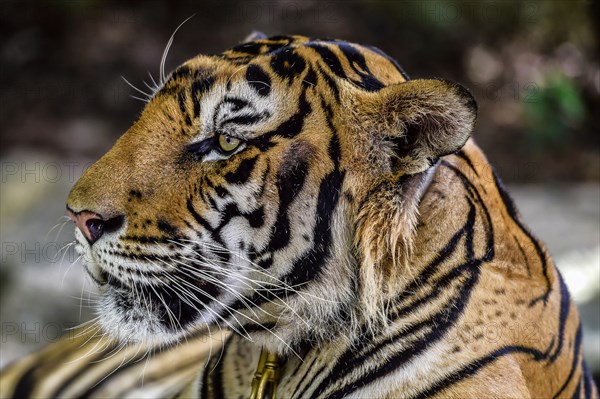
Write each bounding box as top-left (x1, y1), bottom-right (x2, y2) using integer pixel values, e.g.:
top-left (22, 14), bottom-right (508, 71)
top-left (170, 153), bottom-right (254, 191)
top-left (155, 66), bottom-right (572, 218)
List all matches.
top-left (1, 327), bottom-right (224, 398)
top-left (1, 34), bottom-right (597, 398)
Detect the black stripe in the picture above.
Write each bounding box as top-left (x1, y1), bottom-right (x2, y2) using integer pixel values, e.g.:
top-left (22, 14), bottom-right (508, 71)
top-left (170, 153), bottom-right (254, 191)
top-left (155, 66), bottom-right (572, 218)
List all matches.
top-left (46, 341), bottom-right (119, 398)
top-left (187, 198), bottom-right (215, 233)
top-left (268, 158), bottom-right (309, 252)
top-left (211, 336), bottom-right (230, 399)
top-left (410, 344), bottom-right (549, 399)
top-left (199, 375), bottom-right (209, 398)
top-left (108, 355), bottom-right (207, 399)
top-left (229, 41), bottom-right (265, 56)
top-left (553, 323), bottom-right (584, 398)
top-left (191, 76), bottom-right (215, 118)
top-left (224, 156), bottom-right (258, 185)
top-left (390, 224), bottom-right (466, 316)
top-left (441, 161), bottom-right (495, 262)
top-left (455, 149), bottom-right (479, 177)
top-left (178, 90), bottom-right (187, 115)
top-left (282, 133), bottom-right (343, 288)
top-left (205, 199), bottom-right (265, 254)
top-left (200, 353), bottom-right (214, 398)
top-left (514, 235), bottom-right (533, 277)
top-left (303, 67), bottom-right (318, 88)
top-left (365, 44), bottom-right (410, 80)
top-left (222, 97), bottom-right (251, 111)
top-left (216, 203), bottom-right (240, 229)
top-left (321, 198), bottom-right (482, 398)
top-left (251, 90), bottom-right (312, 153)
top-left (309, 160), bottom-right (496, 397)
top-left (245, 64), bottom-right (271, 97)
top-left (230, 112), bottom-right (343, 311)
top-left (548, 271), bottom-right (571, 363)
top-left (390, 168), bottom-right (577, 399)
top-left (321, 100), bottom-right (340, 163)
top-left (335, 42), bottom-right (384, 91)
top-left (492, 169), bottom-right (551, 305)
top-left (265, 89), bottom-right (311, 140)
top-left (291, 354), bottom-right (319, 396)
top-left (73, 339), bottom-right (190, 398)
top-left (328, 267), bottom-right (480, 399)
top-left (157, 219), bottom-right (179, 236)
top-left (270, 48), bottom-right (306, 81)
top-left (316, 67), bottom-right (340, 102)
top-left (220, 113), bottom-right (266, 127)
top-left (246, 206), bottom-right (264, 228)
top-left (170, 65), bottom-right (191, 81)
top-left (582, 360), bottom-right (593, 398)
top-left (266, 35), bottom-right (295, 43)
top-left (213, 185), bottom-right (229, 198)
top-left (387, 161), bottom-right (493, 312)
top-left (392, 232), bottom-right (476, 320)
top-left (307, 44), bottom-right (346, 79)
top-left (10, 365), bottom-right (36, 399)
top-left (186, 197), bottom-right (228, 252)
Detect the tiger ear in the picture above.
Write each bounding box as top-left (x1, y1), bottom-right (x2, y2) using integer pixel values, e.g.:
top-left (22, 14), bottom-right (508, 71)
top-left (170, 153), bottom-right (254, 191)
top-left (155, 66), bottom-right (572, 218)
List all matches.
top-left (242, 31), bottom-right (267, 43)
top-left (352, 80), bottom-right (476, 318)
top-left (357, 79), bottom-right (477, 175)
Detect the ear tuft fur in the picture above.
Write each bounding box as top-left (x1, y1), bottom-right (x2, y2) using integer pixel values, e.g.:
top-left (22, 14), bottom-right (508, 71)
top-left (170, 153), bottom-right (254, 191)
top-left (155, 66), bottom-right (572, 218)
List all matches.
top-left (354, 171), bottom-right (433, 325)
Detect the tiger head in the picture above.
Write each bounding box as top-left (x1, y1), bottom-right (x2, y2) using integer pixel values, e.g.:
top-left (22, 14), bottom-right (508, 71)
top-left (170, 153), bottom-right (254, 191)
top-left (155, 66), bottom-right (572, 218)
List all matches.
top-left (67, 34), bottom-right (476, 352)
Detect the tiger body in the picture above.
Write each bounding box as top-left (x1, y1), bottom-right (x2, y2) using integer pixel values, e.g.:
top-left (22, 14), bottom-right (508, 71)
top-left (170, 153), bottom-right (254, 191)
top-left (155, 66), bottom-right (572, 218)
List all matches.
top-left (1, 34), bottom-right (596, 398)
top-left (196, 139), bottom-right (593, 399)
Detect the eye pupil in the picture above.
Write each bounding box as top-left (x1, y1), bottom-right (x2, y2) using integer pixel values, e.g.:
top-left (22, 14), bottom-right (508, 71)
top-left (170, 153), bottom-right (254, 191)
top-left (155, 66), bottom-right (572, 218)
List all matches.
top-left (217, 133), bottom-right (241, 153)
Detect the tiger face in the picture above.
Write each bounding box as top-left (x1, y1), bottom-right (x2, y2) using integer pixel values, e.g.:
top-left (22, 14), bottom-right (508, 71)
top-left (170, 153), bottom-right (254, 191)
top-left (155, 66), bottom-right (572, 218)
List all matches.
top-left (67, 35), bottom-right (476, 351)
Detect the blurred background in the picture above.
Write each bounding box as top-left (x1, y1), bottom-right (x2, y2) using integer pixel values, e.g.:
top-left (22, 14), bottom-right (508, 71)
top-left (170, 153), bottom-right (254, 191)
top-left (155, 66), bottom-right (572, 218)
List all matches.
top-left (1, 0), bottom-right (599, 385)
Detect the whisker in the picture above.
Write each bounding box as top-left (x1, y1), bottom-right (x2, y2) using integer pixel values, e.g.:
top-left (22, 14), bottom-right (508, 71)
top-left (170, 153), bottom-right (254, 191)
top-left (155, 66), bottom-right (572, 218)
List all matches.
top-left (60, 254), bottom-right (83, 289)
top-left (159, 14), bottom-right (196, 85)
top-left (160, 269), bottom-right (302, 359)
top-left (208, 318), bottom-right (226, 374)
top-left (165, 240), bottom-right (315, 327)
top-left (147, 71), bottom-right (160, 90)
top-left (177, 239), bottom-right (317, 302)
top-left (121, 75), bottom-right (152, 98)
top-left (174, 261), bottom-right (296, 324)
top-left (45, 218), bottom-right (70, 242)
top-left (154, 254), bottom-right (265, 320)
top-left (160, 272), bottom-right (253, 341)
top-left (130, 94), bottom-right (150, 103)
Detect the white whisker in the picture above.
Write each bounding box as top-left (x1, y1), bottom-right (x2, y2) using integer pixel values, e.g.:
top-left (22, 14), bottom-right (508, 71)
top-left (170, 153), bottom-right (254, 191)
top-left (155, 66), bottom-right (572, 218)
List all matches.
top-left (121, 76), bottom-right (152, 98)
top-left (159, 14), bottom-right (196, 85)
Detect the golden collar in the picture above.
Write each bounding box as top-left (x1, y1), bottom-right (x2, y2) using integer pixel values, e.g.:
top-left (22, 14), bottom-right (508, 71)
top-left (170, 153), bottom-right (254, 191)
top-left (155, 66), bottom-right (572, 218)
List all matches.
top-left (249, 349), bottom-right (280, 399)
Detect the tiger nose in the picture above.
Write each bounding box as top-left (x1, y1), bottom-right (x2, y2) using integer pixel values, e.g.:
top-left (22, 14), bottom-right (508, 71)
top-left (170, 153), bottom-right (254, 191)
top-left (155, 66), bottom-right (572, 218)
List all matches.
top-left (67, 209), bottom-right (123, 245)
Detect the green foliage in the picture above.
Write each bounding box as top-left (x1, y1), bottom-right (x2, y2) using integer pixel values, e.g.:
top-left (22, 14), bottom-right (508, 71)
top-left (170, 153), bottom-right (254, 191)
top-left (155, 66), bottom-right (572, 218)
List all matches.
top-left (522, 72), bottom-right (585, 153)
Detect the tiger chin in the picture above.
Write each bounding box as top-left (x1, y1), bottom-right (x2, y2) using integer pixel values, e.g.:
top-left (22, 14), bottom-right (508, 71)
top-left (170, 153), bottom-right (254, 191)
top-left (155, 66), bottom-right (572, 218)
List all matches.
top-left (3, 32), bottom-right (596, 399)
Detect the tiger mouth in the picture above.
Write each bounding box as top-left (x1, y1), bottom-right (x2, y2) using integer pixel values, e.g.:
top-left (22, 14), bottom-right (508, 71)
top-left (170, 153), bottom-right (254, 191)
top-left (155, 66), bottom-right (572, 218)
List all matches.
top-left (78, 240), bottom-right (225, 335)
top-left (105, 274), bottom-right (206, 331)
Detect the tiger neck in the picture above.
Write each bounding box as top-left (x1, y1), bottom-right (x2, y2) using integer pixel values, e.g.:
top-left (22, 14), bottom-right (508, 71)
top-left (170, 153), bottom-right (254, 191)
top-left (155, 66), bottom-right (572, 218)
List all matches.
top-left (238, 162), bottom-right (443, 359)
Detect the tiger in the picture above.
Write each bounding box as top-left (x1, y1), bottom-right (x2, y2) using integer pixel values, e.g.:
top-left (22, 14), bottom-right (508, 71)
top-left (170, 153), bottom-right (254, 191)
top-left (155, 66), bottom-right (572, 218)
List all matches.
top-left (1, 32), bottom-right (597, 399)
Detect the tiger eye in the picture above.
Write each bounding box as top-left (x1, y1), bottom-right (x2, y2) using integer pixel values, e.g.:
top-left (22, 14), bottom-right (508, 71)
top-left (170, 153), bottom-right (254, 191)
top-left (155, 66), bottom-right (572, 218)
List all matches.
top-left (217, 134), bottom-right (241, 153)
